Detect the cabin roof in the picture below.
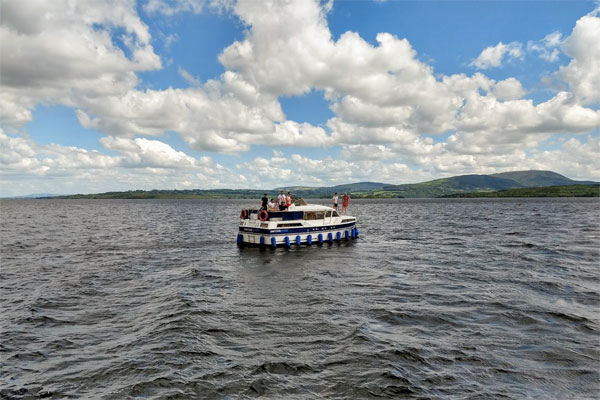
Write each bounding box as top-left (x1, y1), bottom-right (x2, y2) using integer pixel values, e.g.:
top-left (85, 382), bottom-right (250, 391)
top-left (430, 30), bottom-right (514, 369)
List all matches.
top-left (291, 204), bottom-right (334, 211)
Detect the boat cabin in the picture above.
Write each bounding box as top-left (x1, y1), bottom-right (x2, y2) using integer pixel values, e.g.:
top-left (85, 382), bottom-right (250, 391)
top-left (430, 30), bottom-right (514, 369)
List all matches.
top-left (242, 208), bottom-right (341, 221)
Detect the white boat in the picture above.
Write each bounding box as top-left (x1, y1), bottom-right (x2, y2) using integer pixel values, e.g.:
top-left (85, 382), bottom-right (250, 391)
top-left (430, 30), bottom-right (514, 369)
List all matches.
top-left (237, 198), bottom-right (359, 247)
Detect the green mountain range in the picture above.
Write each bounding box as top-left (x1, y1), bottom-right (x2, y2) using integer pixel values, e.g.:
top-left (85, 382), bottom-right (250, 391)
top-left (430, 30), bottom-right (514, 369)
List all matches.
top-left (369, 170), bottom-right (598, 198)
top-left (490, 170), bottom-right (595, 187)
top-left (36, 170), bottom-right (598, 199)
top-left (276, 170), bottom-right (597, 198)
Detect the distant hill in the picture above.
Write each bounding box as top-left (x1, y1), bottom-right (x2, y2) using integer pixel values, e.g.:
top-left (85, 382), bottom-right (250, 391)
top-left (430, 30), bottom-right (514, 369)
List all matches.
top-left (376, 170), bottom-right (598, 198)
top-left (30, 170), bottom-right (598, 199)
top-left (43, 189), bottom-right (266, 200)
top-left (490, 170), bottom-right (597, 187)
top-left (3, 193), bottom-right (58, 199)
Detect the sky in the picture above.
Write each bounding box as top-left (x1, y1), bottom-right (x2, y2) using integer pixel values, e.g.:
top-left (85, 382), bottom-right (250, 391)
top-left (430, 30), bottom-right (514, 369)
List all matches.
top-left (1, 0), bottom-right (599, 196)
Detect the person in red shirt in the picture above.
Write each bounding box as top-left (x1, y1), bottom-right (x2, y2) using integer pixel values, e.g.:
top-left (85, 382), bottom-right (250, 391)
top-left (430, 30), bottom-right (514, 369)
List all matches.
top-left (341, 192), bottom-right (350, 215)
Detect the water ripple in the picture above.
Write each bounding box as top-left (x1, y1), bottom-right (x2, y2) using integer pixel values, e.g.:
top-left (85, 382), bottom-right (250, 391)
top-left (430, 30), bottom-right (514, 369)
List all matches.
top-left (1, 198), bottom-right (598, 399)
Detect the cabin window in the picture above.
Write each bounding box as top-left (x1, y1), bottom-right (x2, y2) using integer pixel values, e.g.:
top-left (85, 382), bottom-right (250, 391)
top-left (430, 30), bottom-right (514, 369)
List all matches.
top-left (304, 211), bottom-right (325, 220)
top-left (332, 211), bottom-right (339, 217)
top-left (277, 223), bottom-right (303, 227)
top-left (326, 211), bottom-right (332, 218)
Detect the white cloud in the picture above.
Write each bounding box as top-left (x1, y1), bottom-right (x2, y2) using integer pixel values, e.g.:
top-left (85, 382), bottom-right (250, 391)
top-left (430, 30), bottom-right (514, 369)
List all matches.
top-left (0, 94), bottom-right (34, 128)
top-left (529, 136), bottom-right (600, 180)
top-left (340, 144), bottom-right (395, 161)
top-left (220, 2), bottom-right (463, 136)
top-left (0, 0), bottom-right (161, 129)
top-left (0, 130), bottom-right (41, 173)
top-left (237, 151), bottom-right (426, 189)
top-left (0, 129), bottom-right (120, 178)
top-left (470, 41), bottom-right (523, 69)
top-left (527, 31), bottom-right (562, 62)
top-left (544, 31), bottom-right (563, 47)
top-left (1, 130), bottom-right (207, 173)
top-left (237, 156), bottom-right (293, 183)
top-left (285, 153), bottom-right (430, 186)
top-left (492, 78), bottom-right (526, 101)
top-left (143, 0), bottom-right (205, 16)
top-left (163, 33), bottom-right (179, 49)
top-left (99, 136), bottom-right (197, 167)
top-left (3, 0), bottom-right (596, 154)
top-left (74, 84), bottom-right (278, 151)
top-left (0, 128), bottom-right (250, 196)
top-left (1, 0), bottom-right (599, 195)
top-left (72, 69), bottom-right (334, 153)
top-left (178, 67), bottom-right (203, 87)
top-left (221, 0), bottom-right (597, 148)
top-left (558, 7), bottom-right (600, 104)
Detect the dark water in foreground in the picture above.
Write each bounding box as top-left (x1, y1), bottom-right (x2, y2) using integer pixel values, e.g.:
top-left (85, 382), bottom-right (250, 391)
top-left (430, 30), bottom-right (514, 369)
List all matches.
top-left (1, 198), bottom-right (599, 399)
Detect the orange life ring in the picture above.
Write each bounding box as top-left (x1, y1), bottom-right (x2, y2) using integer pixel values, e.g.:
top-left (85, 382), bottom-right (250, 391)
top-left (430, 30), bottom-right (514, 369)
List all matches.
top-left (240, 209), bottom-right (248, 219)
top-left (258, 210), bottom-right (268, 221)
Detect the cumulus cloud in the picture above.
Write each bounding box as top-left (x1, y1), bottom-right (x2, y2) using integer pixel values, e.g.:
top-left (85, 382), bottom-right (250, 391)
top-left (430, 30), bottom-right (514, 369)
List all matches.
top-left (143, 0), bottom-right (205, 16)
top-left (528, 136), bottom-right (600, 180)
top-left (470, 41), bottom-right (524, 69)
top-left (340, 144), bottom-right (395, 161)
top-left (237, 151), bottom-right (426, 189)
top-left (99, 136), bottom-right (198, 167)
top-left (0, 129), bottom-right (209, 173)
top-left (237, 156), bottom-right (293, 183)
top-left (220, 7), bottom-right (458, 128)
top-left (178, 67), bottom-right (203, 87)
top-left (0, 0), bottom-right (161, 129)
top-left (527, 31), bottom-right (562, 62)
top-left (0, 94), bottom-right (34, 127)
top-left (221, 0), bottom-right (597, 151)
top-left (4, 0), bottom-right (597, 153)
top-left (74, 84), bottom-right (331, 153)
top-left (456, 91), bottom-right (600, 137)
top-left (492, 78), bottom-right (526, 101)
top-left (558, 7), bottom-right (600, 104)
top-left (0, 130), bottom-right (44, 174)
top-left (0, 129), bottom-right (120, 178)
top-left (1, 0), bottom-right (598, 194)
top-left (220, 1), bottom-right (463, 136)
top-left (0, 129), bottom-right (244, 196)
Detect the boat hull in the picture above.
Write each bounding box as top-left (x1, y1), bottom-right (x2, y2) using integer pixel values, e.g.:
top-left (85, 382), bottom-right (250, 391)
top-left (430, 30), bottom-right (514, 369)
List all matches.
top-left (238, 222), bottom-right (358, 247)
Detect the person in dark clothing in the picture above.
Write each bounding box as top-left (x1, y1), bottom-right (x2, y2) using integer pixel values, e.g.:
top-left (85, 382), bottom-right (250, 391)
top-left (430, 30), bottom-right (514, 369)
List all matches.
top-left (260, 193), bottom-right (269, 210)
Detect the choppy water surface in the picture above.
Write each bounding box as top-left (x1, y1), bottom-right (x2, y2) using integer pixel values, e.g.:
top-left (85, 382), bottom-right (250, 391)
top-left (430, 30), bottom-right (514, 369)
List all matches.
top-left (1, 198), bottom-right (599, 399)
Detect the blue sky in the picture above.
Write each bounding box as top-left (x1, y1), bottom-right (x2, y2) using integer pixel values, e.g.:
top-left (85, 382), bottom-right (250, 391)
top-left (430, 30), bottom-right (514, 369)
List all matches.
top-left (1, 0), bottom-right (599, 196)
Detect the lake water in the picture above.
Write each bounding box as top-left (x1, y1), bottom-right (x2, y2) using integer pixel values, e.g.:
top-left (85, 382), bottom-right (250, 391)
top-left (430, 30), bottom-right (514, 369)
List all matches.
top-left (1, 198), bottom-right (599, 399)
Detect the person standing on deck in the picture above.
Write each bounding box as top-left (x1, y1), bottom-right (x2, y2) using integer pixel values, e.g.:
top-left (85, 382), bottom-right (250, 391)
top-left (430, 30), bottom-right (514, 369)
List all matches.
top-left (332, 192), bottom-right (338, 212)
top-left (341, 192), bottom-right (350, 215)
top-left (260, 193), bottom-right (268, 210)
top-left (278, 190), bottom-right (286, 211)
top-left (286, 192), bottom-right (292, 210)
